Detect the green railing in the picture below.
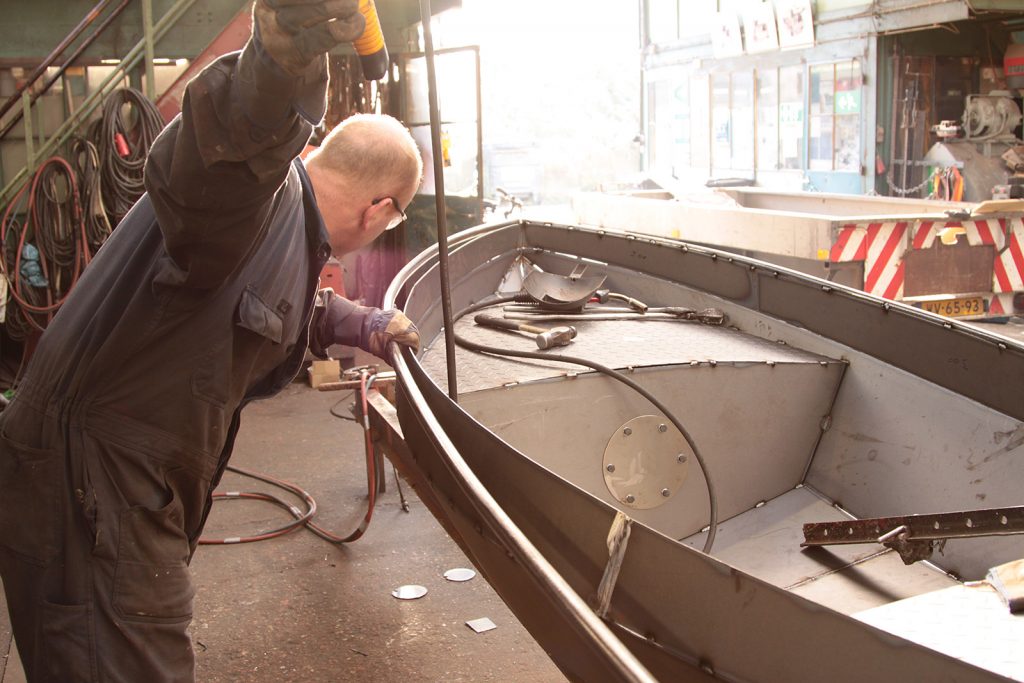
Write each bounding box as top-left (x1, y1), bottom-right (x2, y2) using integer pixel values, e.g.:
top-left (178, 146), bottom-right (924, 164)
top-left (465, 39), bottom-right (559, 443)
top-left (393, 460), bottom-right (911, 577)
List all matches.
top-left (0, 0), bottom-right (200, 207)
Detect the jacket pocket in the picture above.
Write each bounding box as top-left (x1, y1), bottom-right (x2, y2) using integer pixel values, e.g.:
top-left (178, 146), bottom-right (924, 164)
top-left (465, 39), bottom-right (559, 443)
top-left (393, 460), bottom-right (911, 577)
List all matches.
top-left (0, 430), bottom-right (60, 565)
top-left (113, 480), bottom-right (194, 622)
top-left (236, 285), bottom-right (283, 343)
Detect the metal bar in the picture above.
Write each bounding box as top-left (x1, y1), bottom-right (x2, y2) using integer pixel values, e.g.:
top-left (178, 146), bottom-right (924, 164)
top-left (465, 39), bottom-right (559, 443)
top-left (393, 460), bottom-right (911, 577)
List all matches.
top-left (474, 45), bottom-right (483, 218)
top-left (389, 345), bottom-right (658, 683)
top-left (418, 0), bottom-right (459, 402)
top-left (502, 312), bottom-right (692, 322)
top-left (802, 505), bottom-right (1024, 547)
top-left (142, 0), bottom-right (157, 101)
top-left (36, 94), bottom-right (46, 151)
top-left (0, 0), bottom-right (115, 122)
top-left (22, 91), bottom-right (34, 174)
top-left (0, 0), bottom-right (132, 143)
top-left (0, 0), bottom-right (199, 206)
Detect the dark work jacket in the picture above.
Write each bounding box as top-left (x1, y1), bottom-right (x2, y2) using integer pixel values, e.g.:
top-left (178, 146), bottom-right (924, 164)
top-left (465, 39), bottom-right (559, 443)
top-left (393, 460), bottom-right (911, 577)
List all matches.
top-left (12, 38), bottom-right (331, 536)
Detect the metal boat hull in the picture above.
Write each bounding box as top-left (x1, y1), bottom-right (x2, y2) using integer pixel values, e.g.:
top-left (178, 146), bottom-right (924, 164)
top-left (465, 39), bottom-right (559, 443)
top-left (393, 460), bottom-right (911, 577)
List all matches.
top-left (384, 220), bottom-right (1024, 682)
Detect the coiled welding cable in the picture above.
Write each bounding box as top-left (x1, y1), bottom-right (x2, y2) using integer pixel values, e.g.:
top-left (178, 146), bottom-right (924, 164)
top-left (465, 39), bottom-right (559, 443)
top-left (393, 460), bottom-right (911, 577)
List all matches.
top-left (93, 87), bottom-right (164, 224)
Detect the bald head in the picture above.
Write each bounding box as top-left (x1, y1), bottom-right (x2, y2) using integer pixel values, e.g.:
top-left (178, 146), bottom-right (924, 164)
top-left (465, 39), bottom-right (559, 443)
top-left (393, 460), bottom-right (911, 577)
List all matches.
top-left (306, 113), bottom-right (422, 197)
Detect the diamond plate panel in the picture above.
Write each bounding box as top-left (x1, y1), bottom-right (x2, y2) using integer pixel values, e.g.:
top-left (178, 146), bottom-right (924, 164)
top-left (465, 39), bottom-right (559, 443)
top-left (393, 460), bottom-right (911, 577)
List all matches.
top-left (420, 307), bottom-right (836, 394)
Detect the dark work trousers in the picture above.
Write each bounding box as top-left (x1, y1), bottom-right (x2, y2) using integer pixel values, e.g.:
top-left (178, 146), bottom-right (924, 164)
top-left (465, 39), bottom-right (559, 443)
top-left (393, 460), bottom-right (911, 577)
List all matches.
top-left (0, 397), bottom-right (211, 682)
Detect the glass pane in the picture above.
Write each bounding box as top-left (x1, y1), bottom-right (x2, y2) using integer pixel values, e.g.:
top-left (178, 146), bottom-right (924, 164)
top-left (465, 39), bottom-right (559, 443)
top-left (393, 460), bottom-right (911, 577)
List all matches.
top-left (711, 73), bottom-right (731, 170)
top-left (648, 79), bottom-right (672, 175)
top-left (731, 71), bottom-right (754, 171)
top-left (834, 115), bottom-right (859, 172)
top-left (403, 52), bottom-right (478, 126)
top-left (678, 0), bottom-right (717, 38)
top-left (778, 65), bottom-right (804, 170)
top-left (834, 59), bottom-right (861, 172)
top-left (810, 64), bottom-right (834, 117)
top-left (809, 63), bottom-right (834, 171)
top-left (809, 115), bottom-right (833, 171)
top-left (757, 69), bottom-right (779, 170)
top-left (648, 0), bottom-right (678, 44)
top-left (690, 75), bottom-right (710, 169)
top-left (672, 81), bottom-right (691, 174)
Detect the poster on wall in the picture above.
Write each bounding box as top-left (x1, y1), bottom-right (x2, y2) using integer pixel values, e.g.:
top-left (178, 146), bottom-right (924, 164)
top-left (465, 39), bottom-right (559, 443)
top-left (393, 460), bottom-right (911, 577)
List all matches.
top-left (743, 3), bottom-right (779, 53)
top-left (711, 11), bottom-right (744, 58)
top-left (774, 0), bottom-right (815, 49)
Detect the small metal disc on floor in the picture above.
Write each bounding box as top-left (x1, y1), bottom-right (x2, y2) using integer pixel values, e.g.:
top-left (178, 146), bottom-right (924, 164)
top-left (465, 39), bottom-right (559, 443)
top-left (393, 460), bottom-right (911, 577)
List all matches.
top-left (444, 567), bottom-right (476, 582)
top-left (466, 617), bottom-right (496, 633)
top-left (392, 584), bottom-right (428, 600)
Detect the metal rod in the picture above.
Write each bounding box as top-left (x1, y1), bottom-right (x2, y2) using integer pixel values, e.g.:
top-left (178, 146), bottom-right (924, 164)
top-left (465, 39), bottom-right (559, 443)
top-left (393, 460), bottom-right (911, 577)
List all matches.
top-left (142, 0), bottom-right (157, 101)
top-left (0, 0), bottom-right (132, 143)
top-left (418, 0), bottom-right (459, 402)
top-left (22, 91), bottom-right (34, 173)
top-left (0, 0), bottom-right (115, 122)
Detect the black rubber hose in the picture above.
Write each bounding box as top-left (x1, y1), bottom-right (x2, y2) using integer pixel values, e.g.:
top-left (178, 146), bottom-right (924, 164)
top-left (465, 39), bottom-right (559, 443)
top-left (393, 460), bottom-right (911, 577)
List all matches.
top-left (450, 295), bottom-right (718, 553)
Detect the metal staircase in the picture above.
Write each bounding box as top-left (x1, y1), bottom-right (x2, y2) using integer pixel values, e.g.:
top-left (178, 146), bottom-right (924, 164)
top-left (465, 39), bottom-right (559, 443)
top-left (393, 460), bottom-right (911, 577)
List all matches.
top-left (0, 0), bottom-right (251, 207)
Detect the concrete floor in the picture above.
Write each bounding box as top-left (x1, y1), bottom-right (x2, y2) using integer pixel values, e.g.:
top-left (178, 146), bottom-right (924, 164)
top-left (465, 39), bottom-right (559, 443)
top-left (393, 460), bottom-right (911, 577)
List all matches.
top-left (0, 369), bottom-right (565, 682)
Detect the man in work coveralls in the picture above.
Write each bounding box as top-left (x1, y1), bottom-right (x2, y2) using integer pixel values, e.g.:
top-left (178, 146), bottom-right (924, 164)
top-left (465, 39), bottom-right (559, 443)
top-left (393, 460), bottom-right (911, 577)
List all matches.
top-left (0, 1), bottom-right (422, 680)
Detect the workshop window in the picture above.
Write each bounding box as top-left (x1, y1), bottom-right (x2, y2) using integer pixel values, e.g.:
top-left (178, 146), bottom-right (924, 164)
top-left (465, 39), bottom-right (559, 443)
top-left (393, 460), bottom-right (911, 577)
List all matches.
top-left (712, 73), bottom-right (731, 169)
top-left (809, 63), bottom-right (834, 170)
top-left (709, 71), bottom-right (754, 172)
top-left (779, 64), bottom-right (805, 170)
top-left (757, 69), bottom-right (779, 170)
top-left (809, 59), bottom-right (861, 172)
top-left (690, 75), bottom-right (711, 170)
top-left (647, 75), bottom-right (690, 177)
top-left (834, 59), bottom-right (861, 171)
top-left (732, 71), bottom-right (754, 171)
top-left (647, 0), bottom-right (678, 43)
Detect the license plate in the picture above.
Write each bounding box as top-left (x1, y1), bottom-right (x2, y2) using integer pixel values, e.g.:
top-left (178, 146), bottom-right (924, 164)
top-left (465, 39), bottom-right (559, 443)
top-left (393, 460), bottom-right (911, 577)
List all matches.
top-left (918, 296), bottom-right (985, 318)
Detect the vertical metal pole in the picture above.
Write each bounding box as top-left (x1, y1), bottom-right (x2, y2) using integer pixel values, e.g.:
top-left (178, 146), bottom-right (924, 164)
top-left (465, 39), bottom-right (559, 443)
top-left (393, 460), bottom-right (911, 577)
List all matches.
top-left (474, 46), bottom-right (483, 217)
top-left (142, 0), bottom-right (157, 100)
top-left (418, 0), bottom-right (459, 402)
top-left (22, 91), bottom-right (35, 174)
top-left (36, 92), bottom-right (46, 151)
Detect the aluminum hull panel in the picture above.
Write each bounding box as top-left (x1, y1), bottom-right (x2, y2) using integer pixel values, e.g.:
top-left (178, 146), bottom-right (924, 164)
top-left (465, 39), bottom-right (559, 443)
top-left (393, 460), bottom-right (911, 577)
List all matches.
top-left (387, 220), bottom-right (1024, 682)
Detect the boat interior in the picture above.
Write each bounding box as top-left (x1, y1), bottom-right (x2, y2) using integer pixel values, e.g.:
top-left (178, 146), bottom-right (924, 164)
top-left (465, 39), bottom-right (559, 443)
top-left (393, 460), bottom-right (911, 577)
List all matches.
top-left (414, 236), bottom-right (1024, 629)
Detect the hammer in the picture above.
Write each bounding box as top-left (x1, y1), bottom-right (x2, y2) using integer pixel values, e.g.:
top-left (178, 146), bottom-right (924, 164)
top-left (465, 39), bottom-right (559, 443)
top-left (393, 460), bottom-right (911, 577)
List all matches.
top-left (473, 314), bottom-right (577, 349)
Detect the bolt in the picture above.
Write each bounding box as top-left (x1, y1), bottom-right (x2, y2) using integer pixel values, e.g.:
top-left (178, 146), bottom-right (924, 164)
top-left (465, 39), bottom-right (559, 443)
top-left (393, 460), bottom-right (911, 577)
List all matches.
top-left (658, 424), bottom-right (667, 433)
top-left (623, 427), bottom-right (632, 436)
top-left (677, 454), bottom-right (687, 463)
top-left (606, 464), bottom-right (616, 473)
top-left (625, 494), bottom-right (636, 504)
top-left (661, 488), bottom-right (670, 497)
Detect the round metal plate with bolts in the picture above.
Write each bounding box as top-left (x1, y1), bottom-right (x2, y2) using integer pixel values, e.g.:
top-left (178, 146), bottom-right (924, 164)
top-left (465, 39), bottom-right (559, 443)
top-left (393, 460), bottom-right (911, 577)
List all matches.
top-left (602, 414), bottom-right (692, 510)
top-left (444, 567), bottom-right (476, 582)
top-left (392, 584), bottom-right (429, 600)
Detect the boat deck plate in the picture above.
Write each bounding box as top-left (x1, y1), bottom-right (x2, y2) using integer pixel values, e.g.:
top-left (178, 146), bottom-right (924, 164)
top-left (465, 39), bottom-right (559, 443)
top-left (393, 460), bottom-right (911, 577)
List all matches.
top-left (420, 309), bottom-right (838, 394)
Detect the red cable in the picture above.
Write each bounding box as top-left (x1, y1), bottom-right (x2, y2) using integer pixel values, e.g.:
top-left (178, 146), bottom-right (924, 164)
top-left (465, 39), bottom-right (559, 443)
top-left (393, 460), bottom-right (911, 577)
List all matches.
top-left (1, 157), bottom-right (88, 326)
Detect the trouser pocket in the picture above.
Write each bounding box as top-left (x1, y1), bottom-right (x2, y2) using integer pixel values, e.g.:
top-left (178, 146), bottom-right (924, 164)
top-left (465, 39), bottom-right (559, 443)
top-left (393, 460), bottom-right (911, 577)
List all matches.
top-left (113, 484), bottom-right (195, 622)
top-left (0, 430), bottom-right (61, 564)
top-left (39, 600), bottom-right (96, 683)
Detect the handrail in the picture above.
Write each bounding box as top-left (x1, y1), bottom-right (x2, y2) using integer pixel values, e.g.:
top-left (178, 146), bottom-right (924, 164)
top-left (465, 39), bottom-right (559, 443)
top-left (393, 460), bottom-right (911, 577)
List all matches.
top-left (0, 0), bottom-right (133, 143)
top-left (0, 0), bottom-right (201, 207)
top-left (0, 0), bottom-right (117, 123)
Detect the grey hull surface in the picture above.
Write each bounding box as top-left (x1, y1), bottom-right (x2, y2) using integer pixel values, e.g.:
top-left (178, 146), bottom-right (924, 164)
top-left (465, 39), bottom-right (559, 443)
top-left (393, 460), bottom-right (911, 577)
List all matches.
top-left (385, 220), bottom-right (1024, 682)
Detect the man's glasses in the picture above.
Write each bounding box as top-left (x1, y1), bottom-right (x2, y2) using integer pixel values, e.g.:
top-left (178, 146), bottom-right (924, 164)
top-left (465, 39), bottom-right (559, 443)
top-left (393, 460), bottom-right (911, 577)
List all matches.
top-left (372, 196), bottom-right (408, 231)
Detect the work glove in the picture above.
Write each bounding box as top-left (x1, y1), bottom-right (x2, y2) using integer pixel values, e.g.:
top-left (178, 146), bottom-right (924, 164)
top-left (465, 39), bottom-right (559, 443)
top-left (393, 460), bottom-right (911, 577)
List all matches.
top-left (310, 288), bottom-right (420, 359)
top-left (253, 0), bottom-right (365, 76)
